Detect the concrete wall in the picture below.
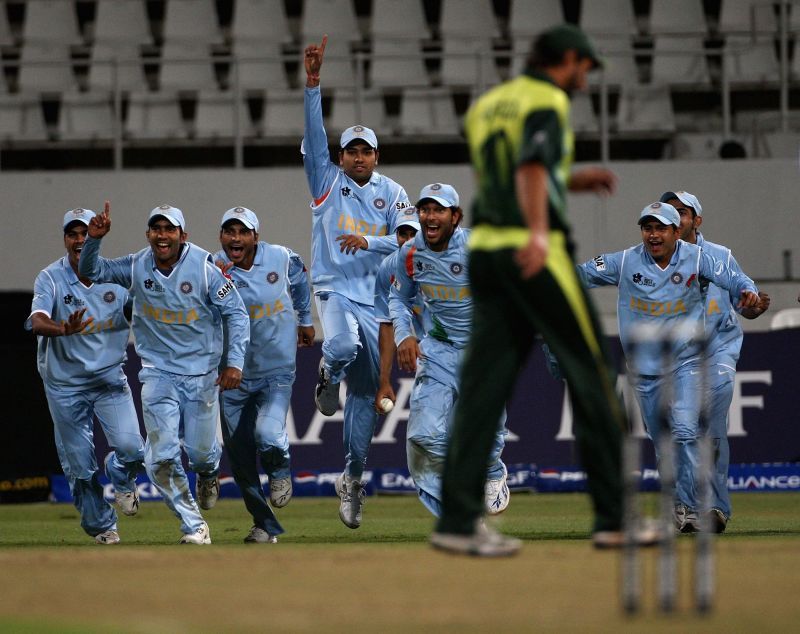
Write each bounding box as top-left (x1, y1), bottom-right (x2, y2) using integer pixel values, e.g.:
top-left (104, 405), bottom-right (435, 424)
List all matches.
top-left (4, 158), bottom-right (798, 331)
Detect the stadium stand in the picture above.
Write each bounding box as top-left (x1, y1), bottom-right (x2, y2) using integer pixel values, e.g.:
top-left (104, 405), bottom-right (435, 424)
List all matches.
top-left (769, 308), bottom-right (800, 329)
top-left (0, 0), bottom-right (798, 168)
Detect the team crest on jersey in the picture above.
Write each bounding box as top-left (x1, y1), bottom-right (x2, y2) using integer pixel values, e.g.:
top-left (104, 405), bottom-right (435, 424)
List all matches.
top-left (373, 198), bottom-right (386, 209)
top-left (450, 263), bottom-right (463, 274)
top-left (267, 271), bottom-right (279, 284)
top-left (180, 281), bottom-right (193, 294)
top-left (593, 255), bottom-right (606, 271)
top-left (670, 272), bottom-right (683, 285)
top-left (103, 291), bottom-right (116, 303)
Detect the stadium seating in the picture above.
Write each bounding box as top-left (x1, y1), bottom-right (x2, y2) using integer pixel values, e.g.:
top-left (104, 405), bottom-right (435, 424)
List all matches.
top-left (398, 88), bottom-right (460, 136)
top-left (57, 91), bottom-right (116, 141)
top-left (231, 0), bottom-right (293, 45)
top-left (648, 0), bottom-right (708, 35)
top-left (162, 0), bottom-right (223, 46)
top-left (369, 39), bottom-right (430, 89)
top-left (579, 0), bottom-right (638, 36)
top-left (159, 41), bottom-right (218, 91)
top-left (371, 0), bottom-right (429, 39)
top-left (194, 89), bottom-right (255, 138)
top-left (769, 308), bottom-right (800, 329)
top-left (125, 91), bottom-right (187, 139)
top-left (261, 89), bottom-right (305, 137)
top-left (329, 88), bottom-right (386, 136)
top-left (0, 0), bottom-right (797, 161)
top-left (616, 84), bottom-right (676, 133)
top-left (0, 93), bottom-right (48, 141)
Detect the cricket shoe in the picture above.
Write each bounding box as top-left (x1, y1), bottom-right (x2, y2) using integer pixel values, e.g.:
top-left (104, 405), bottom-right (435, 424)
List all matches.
top-left (706, 508), bottom-right (728, 534)
top-left (431, 519), bottom-right (521, 557)
top-left (679, 508), bottom-right (700, 534)
top-left (115, 488), bottom-right (140, 517)
top-left (269, 476), bottom-right (292, 508)
top-left (314, 358), bottom-right (340, 416)
top-left (196, 475), bottom-right (219, 510)
top-left (338, 475), bottom-right (365, 529)
top-left (484, 466), bottom-right (510, 515)
top-left (94, 529), bottom-right (120, 545)
top-left (592, 519), bottom-right (662, 550)
top-left (244, 526), bottom-right (278, 544)
top-left (180, 522), bottom-right (211, 545)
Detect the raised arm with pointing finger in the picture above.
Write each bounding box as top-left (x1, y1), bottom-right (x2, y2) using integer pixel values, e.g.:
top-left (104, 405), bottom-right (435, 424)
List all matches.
top-left (301, 34), bottom-right (415, 530)
top-left (79, 201), bottom-right (249, 546)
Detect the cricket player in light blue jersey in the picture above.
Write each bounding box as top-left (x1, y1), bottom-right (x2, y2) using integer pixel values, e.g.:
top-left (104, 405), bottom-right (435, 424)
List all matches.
top-left (26, 208), bottom-right (145, 545)
top-left (372, 215), bottom-right (428, 412)
top-left (214, 206), bottom-right (315, 544)
top-left (79, 203), bottom-right (250, 545)
top-left (578, 201), bottom-right (760, 532)
top-left (660, 190), bottom-right (770, 532)
top-left (389, 184), bottom-right (509, 518)
top-left (304, 36), bottom-right (412, 528)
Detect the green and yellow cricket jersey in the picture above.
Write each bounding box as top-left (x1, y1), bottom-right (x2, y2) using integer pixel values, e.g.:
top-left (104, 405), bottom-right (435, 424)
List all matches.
top-left (464, 70), bottom-right (573, 251)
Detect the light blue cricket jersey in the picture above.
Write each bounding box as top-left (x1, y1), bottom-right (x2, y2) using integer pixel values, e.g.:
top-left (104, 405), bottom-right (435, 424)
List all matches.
top-left (214, 242), bottom-right (312, 378)
top-left (79, 238), bottom-right (249, 376)
top-left (302, 85), bottom-right (412, 306)
top-left (578, 240), bottom-right (757, 375)
top-left (375, 250), bottom-right (430, 335)
top-left (696, 233), bottom-right (744, 367)
top-left (26, 256), bottom-right (131, 390)
top-left (389, 227), bottom-right (472, 348)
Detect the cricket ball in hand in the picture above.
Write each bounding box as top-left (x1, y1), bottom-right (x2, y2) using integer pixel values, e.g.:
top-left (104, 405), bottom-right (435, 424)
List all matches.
top-left (379, 397), bottom-right (394, 414)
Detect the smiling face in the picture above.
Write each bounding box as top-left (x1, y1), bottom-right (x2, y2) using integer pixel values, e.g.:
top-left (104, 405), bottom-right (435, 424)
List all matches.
top-left (665, 196), bottom-right (702, 243)
top-left (220, 220), bottom-right (258, 269)
top-left (146, 217), bottom-right (186, 269)
top-left (63, 222), bottom-right (88, 272)
top-left (640, 217), bottom-right (679, 268)
top-left (338, 142), bottom-right (378, 185)
top-left (417, 200), bottom-right (461, 252)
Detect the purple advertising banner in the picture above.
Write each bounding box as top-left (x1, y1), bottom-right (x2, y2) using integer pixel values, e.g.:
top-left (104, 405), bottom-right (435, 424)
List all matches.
top-left (108, 329), bottom-right (800, 473)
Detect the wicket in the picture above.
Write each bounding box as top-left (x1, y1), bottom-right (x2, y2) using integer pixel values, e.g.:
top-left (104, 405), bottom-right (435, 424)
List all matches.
top-left (622, 322), bottom-right (715, 615)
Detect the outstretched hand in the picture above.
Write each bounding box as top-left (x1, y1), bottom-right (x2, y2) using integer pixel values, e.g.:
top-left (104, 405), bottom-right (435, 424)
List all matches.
top-left (88, 200), bottom-right (111, 238)
top-left (336, 234), bottom-right (368, 254)
top-left (62, 307), bottom-right (93, 336)
top-left (304, 35), bottom-right (327, 86)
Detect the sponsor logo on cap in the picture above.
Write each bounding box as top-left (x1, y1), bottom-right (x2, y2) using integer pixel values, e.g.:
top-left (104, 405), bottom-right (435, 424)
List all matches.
top-left (159, 204), bottom-right (171, 210)
top-left (234, 207), bottom-right (245, 213)
top-left (430, 184), bottom-right (442, 191)
top-left (353, 125), bottom-right (364, 132)
top-left (73, 208), bottom-right (85, 216)
top-left (650, 202), bottom-right (662, 209)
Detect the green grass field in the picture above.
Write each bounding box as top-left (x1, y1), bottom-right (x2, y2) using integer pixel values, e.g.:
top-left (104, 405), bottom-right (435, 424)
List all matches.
top-left (1, 492), bottom-right (798, 633)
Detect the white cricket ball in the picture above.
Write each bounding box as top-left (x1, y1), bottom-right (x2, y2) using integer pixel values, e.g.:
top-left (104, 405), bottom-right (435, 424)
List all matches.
top-left (379, 397), bottom-right (394, 414)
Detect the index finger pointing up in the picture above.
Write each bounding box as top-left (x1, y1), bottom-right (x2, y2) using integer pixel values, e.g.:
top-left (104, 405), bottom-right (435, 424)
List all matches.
top-left (103, 200), bottom-right (110, 217)
top-left (320, 34), bottom-right (327, 53)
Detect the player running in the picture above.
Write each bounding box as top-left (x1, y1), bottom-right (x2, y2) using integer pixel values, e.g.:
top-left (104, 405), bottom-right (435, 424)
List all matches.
top-left (79, 203), bottom-right (249, 545)
top-left (214, 206), bottom-right (314, 544)
top-left (659, 190), bottom-right (769, 532)
top-left (389, 184), bottom-right (510, 518)
top-left (26, 207), bottom-right (145, 545)
top-left (577, 201), bottom-right (761, 531)
top-left (303, 35), bottom-right (412, 528)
